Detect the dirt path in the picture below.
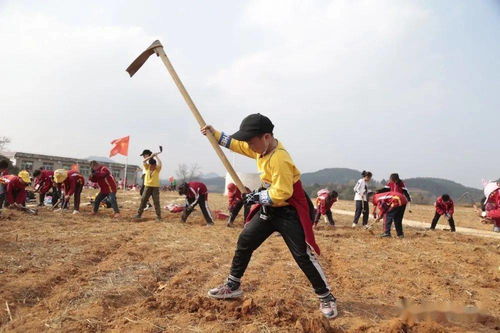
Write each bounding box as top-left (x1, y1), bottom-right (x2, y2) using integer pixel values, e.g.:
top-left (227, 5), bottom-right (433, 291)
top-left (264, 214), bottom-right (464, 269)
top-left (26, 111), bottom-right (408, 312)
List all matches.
top-left (332, 209), bottom-right (500, 240)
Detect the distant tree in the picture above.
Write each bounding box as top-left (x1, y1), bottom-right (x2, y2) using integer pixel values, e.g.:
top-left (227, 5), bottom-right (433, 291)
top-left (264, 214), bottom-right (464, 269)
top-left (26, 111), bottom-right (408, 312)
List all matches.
top-left (380, 178), bottom-right (387, 186)
top-left (0, 154), bottom-right (18, 175)
top-left (0, 137), bottom-right (10, 151)
top-left (176, 163), bottom-right (201, 182)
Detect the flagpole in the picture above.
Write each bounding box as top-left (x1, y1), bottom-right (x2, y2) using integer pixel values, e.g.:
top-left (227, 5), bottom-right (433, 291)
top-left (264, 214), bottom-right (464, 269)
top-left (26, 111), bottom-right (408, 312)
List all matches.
top-left (124, 156), bottom-right (128, 190)
top-left (124, 136), bottom-right (130, 190)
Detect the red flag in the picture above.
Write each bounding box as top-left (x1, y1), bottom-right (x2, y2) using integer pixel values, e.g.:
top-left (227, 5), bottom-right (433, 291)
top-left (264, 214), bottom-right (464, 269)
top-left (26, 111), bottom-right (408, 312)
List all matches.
top-left (109, 136), bottom-right (130, 157)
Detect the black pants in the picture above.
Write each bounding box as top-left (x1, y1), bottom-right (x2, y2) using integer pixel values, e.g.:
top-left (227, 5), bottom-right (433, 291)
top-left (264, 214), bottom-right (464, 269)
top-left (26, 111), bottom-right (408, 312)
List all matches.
top-left (353, 200), bottom-right (369, 225)
top-left (314, 209), bottom-right (334, 225)
top-left (230, 205), bottom-right (330, 296)
top-left (40, 187), bottom-right (61, 206)
top-left (137, 187), bottom-right (161, 218)
top-left (228, 201), bottom-right (250, 223)
top-left (430, 212), bottom-right (456, 231)
top-left (93, 192), bottom-right (119, 213)
top-left (395, 204), bottom-right (406, 235)
top-left (182, 196), bottom-right (213, 224)
top-left (0, 184), bottom-right (5, 209)
top-left (384, 207), bottom-right (404, 236)
top-left (62, 184), bottom-right (83, 211)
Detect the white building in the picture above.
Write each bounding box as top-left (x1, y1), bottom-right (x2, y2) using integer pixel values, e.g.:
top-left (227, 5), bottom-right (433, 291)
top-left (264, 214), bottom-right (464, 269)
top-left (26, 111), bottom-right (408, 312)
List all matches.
top-left (1, 151), bottom-right (141, 185)
top-left (224, 172), bottom-right (261, 195)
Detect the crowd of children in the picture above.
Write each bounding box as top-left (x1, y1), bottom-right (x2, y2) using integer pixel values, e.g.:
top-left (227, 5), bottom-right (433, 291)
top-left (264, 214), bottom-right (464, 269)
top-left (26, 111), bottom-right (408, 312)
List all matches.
top-left (0, 113), bottom-right (498, 321)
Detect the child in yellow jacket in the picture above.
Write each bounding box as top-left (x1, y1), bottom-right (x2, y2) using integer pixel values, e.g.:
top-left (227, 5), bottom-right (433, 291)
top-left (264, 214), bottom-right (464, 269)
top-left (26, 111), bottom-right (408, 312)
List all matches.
top-left (201, 113), bottom-right (337, 319)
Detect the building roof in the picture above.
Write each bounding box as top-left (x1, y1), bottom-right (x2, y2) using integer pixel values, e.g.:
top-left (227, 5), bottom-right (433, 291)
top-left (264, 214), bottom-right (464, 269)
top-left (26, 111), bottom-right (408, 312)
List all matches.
top-left (5, 151), bottom-right (140, 170)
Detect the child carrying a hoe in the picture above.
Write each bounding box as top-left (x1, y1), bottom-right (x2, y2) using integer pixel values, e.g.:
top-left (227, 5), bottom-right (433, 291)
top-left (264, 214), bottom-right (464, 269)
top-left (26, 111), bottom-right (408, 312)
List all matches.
top-left (201, 113), bottom-right (338, 319)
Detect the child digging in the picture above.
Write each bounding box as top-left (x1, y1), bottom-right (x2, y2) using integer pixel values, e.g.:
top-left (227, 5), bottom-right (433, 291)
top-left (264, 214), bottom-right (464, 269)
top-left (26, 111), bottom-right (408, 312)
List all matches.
top-left (314, 189), bottom-right (338, 226)
top-left (429, 194), bottom-right (456, 232)
top-left (201, 113), bottom-right (338, 319)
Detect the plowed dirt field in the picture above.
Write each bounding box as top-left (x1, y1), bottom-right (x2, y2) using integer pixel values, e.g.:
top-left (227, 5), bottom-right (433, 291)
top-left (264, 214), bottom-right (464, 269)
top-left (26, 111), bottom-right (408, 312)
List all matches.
top-left (1, 191), bottom-right (498, 332)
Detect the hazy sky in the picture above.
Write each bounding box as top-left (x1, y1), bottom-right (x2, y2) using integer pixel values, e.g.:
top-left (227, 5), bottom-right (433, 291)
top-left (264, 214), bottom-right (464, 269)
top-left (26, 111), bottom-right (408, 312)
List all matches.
top-left (0, 0), bottom-right (498, 187)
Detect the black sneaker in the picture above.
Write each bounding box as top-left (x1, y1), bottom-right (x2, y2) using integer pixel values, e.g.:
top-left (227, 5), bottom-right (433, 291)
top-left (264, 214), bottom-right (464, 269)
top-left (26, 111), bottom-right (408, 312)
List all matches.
top-left (379, 233), bottom-right (391, 238)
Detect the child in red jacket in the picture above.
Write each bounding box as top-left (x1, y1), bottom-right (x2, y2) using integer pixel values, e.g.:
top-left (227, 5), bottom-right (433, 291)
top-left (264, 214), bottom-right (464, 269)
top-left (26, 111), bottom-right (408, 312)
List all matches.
top-left (53, 169), bottom-right (85, 214)
top-left (0, 159), bottom-right (9, 209)
top-left (1, 171), bottom-right (31, 208)
top-left (314, 189), bottom-right (338, 226)
top-left (226, 183), bottom-right (250, 227)
top-left (476, 181), bottom-right (500, 232)
top-left (178, 181), bottom-right (214, 226)
top-left (372, 191), bottom-right (408, 238)
top-left (429, 194), bottom-right (455, 232)
top-left (89, 161), bottom-right (120, 217)
top-left (33, 169), bottom-right (59, 207)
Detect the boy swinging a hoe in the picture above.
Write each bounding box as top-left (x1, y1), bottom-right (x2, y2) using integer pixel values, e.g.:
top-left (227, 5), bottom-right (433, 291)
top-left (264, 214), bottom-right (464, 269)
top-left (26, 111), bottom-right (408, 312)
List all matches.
top-left (201, 113), bottom-right (338, 319)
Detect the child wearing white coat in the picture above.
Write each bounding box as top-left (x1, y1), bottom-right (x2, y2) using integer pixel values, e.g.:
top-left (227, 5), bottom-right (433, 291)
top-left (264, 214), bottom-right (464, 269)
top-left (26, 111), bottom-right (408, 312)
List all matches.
top-left (352, 171), bottom-right (372, 227)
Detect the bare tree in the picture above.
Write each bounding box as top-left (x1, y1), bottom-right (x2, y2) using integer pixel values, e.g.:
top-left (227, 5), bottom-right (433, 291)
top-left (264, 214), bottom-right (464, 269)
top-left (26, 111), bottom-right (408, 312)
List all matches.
top-left (0, 137), bottom-right (10, 151)
top-left (176, 163), bottom-right (201, 182)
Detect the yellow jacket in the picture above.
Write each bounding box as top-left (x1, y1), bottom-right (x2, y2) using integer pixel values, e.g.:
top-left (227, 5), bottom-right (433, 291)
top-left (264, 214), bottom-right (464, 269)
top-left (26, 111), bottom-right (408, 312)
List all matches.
top-left (214, 131), bottom-right (300, 207)
top-left (143, 164), bottom-right (162, 187)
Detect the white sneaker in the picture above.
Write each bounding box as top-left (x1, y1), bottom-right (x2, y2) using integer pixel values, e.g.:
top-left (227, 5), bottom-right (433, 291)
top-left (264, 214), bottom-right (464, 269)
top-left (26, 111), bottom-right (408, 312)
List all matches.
top-left (494, 226), bottom-right (500, 233)
top-left (352, 223), bottom-right (357, 228)
top-left (208, 281), bottom-right (243, 299)
top-left (53, 208), bottom-right (62, 212)
top-left (319, 294), bottom-right (338, 319)
top-left (72, 210), bottom-right (80, 215)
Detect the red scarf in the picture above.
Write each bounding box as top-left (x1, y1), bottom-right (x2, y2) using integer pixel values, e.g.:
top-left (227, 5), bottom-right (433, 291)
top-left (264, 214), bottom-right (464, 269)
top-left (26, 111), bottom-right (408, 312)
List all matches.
top-left (246, 180), bottom-right (320, 255)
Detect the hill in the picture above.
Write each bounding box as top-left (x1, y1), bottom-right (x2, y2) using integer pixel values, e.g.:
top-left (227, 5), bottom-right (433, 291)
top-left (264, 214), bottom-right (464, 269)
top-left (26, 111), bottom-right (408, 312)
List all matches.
top-left (193, 176), bottom-right (225, 193)
top-left (161, 168), bottom-right (490, 204)
top-left (301, 168), bottom-right (363, 186)
top-left (403, 177), bottom-right (483, 203)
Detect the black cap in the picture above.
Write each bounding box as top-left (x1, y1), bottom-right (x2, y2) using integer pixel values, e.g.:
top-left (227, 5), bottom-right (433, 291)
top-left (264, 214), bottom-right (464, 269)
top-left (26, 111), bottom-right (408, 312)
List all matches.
top-left (140, 149), bottom-right (153, 156)
top-left (231, 113), bottom-right (274, 141)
